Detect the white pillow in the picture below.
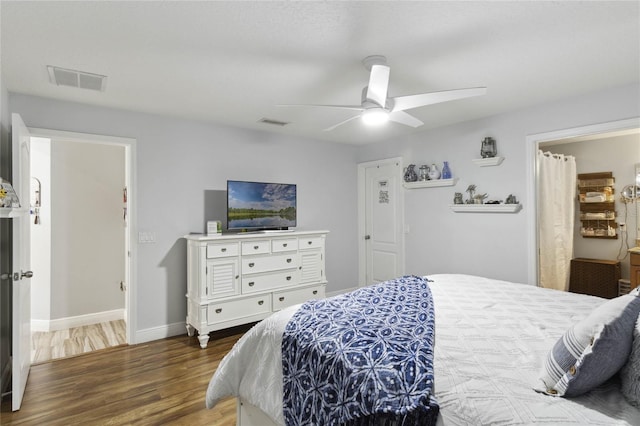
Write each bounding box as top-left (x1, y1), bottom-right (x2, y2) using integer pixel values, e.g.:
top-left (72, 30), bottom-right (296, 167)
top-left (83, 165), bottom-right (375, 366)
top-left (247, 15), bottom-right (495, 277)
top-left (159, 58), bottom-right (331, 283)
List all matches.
top-left (535, 289), bottom-right (640, 397)
top-left (620, 312), bottom-right (640, 405)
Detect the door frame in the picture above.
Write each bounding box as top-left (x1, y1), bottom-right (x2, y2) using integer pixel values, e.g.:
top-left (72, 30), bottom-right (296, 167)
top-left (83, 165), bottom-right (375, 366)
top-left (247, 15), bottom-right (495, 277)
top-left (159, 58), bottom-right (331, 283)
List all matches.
top-left (357, 157), bottom-right (405, 287)
top-left (28, 127), bottom-right (137, 345)
top-left (525, 117), bottom-right (640, 286)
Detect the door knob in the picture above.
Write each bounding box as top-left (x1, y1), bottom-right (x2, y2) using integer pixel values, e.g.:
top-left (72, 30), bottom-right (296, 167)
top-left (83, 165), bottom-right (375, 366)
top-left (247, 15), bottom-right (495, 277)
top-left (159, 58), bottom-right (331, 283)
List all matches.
top-left (21, 271), bottom-right (34, 279)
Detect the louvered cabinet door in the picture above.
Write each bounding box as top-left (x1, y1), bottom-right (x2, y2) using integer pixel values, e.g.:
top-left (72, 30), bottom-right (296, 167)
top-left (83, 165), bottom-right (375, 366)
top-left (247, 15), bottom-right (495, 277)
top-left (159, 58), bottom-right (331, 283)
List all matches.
top-left (299, 251), bottom-right (323, 284)
top-left (206, 258), bottom-right (240, 299)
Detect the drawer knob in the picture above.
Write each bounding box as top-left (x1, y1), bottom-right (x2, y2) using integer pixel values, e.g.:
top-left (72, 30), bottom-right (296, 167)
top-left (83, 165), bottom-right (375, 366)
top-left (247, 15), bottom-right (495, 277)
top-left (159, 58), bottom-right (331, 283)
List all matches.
top-left (248, 281), bottom-right (255, 287)
top-left (258, 300), bottom-right (264, 305)
top-left (279, 296), bottom-right (285, 302)
top-left (313, 290), bottom-right (318, 295)
top-left (235, 275), bottom-right (239, 279)
top-left (221, 248), bottom-right (227, 252)
top-left (215, 308), bottom-right (222, 314)
top-left (254, 245), bottom-right (259, 250)
top-left (286, 276), bottom-right (292, 281)
top-left (308, 241), bottom-right (312, 245)
top-left (286, 258), bottom-right (292, 263)
top-left (248, 262), bottom-right (255, 267)
top-left (283, 243), bottom-right (288, 247)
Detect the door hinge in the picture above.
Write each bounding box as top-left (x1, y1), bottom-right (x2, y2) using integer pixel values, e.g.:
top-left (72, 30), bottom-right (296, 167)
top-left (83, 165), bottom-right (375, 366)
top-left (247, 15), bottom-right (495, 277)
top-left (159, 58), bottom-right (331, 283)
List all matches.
top-left (120, 281), bottom-right (126, 291)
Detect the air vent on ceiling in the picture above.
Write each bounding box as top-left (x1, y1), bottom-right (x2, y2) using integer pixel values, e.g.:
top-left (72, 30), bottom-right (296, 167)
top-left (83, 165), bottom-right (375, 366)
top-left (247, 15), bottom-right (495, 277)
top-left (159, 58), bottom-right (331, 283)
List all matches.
top-left (47, 65), bottom-right (107, 91)
top-left (258, 118), bottom-right (290, 127)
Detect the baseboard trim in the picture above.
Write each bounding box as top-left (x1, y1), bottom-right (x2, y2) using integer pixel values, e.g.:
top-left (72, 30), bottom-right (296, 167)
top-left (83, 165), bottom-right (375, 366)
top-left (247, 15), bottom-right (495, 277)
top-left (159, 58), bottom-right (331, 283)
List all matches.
top-left (134, 322), bottom-right (186, 344)
top-left (32, 309), bottom-right (125, 332)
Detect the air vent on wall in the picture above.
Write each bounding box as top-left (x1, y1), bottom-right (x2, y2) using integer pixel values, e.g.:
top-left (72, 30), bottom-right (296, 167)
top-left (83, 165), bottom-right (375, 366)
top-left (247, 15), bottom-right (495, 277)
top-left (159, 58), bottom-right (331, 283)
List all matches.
top-left (258, 118), bottom-right (290, 127)
top-left (47, 65), bottom-right (107, 91)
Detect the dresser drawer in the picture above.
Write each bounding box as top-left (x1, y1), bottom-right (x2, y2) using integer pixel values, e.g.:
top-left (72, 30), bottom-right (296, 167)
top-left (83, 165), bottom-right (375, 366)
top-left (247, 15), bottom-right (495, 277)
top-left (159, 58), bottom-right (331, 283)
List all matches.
top-left (242, 240), bottom-right (271, 255)
top-left (242, 253), bottom-right (299, 274)
top-left (299, 236), bottom-right (323, 250)
top-left (242, 269), bottom-right (300, 294)
top-left (272, 285), bottom-right (325, 311)
top-left (207, 295), bottom-right (271, 325)
top-left (272, 238), bottom-right (298, 253)
top-left (206, 242), bottom-right (239, 258)
top-left (631, 253), bottom-right (640, 266)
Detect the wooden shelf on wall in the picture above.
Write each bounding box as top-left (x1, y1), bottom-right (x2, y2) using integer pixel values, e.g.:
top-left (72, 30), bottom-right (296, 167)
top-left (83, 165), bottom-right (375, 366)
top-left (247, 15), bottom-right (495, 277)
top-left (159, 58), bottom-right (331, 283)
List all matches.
top-left (577, 171), bottom-right (617, 239)
top-left (471, 157), bottom-right (504, 167)
top-left (403, 178), bottom-right (458, 189)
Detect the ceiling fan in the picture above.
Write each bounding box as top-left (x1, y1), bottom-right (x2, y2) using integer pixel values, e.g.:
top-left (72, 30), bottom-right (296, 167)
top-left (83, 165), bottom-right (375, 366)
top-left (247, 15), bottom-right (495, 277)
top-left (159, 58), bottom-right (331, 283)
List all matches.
top-left (279, 55), bottom-right (487, 131)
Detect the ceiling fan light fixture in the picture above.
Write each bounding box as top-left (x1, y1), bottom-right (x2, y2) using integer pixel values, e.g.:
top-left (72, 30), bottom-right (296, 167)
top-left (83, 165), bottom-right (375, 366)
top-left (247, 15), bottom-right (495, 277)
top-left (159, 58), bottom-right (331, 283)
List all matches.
top-left (362, 108), bottom-right (389, 126)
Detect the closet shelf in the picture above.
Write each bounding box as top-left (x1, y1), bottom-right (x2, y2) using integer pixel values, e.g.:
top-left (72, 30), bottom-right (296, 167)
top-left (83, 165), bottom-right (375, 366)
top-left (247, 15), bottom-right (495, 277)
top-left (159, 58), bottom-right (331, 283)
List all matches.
top-left (449, 204), bottom-right (522, 213)
top-left (403, 178), bottom-right (458, 189)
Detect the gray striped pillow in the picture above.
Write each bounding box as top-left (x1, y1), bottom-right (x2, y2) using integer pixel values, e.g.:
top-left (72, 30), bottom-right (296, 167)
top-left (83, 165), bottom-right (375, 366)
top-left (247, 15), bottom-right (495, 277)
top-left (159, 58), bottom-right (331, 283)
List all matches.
top-left (620, 314), bottom-right (640, 405)
top-left (535, 289), bottom-right (640, 397)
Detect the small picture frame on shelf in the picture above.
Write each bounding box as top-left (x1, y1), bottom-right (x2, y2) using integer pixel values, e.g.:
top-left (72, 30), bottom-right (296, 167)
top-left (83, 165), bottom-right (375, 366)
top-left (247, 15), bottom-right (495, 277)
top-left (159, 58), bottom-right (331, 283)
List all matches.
top-left (207, 220), bottom-right (222, 236)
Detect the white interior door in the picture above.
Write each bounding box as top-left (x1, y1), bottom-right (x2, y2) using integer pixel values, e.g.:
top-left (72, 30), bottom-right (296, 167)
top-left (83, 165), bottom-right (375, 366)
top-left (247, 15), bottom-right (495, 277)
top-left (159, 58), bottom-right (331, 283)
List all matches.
top-left (359, 158), bottom-right (404, 285)
top-left (11, 113), bottom-right (32, 411)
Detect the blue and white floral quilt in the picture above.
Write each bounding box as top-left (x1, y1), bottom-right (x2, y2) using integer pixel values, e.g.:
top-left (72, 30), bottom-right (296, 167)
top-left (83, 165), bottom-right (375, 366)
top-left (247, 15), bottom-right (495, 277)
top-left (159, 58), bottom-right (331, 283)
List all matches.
top-left (282, 275), bottom-right (439, 426)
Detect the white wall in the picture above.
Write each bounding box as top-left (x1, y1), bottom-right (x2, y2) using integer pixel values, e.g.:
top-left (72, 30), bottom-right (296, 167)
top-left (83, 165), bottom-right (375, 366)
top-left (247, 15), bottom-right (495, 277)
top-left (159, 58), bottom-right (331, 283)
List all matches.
top-left (546, 134), bottom-right (640, 279)
top-left (357, 84), bottom-right (640, 284)
top-left (8, 93), bottom-right (360, 338)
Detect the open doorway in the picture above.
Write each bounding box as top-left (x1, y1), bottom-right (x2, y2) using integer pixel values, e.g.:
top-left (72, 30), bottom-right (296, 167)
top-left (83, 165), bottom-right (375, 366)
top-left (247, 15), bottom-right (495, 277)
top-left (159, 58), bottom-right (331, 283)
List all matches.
top-left (526, 118), bottom-right (640, 287)
top-left (27, 128), bottom-right (135, 362)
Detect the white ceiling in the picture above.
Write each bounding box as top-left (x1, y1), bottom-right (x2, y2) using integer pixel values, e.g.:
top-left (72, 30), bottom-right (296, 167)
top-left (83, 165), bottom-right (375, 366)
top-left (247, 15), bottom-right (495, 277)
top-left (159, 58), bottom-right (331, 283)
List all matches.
top-left (1, 1), bottom-right (639, 145)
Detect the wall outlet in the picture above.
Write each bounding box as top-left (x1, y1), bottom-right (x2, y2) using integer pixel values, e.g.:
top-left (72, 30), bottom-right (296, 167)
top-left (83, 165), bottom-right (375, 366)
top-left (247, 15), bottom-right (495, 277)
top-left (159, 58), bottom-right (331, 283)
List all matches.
top-left (138, 231), bottom-right (156, 243)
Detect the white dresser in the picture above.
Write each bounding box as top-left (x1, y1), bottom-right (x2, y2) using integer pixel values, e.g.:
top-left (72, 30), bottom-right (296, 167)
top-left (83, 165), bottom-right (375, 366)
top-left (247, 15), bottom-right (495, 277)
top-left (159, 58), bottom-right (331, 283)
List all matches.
top-left (184, 230), bottom-right (328, 348)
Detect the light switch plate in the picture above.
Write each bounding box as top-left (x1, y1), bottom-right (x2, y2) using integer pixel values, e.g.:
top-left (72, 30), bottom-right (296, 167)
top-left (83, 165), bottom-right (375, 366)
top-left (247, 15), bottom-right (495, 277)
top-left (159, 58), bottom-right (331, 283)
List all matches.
top-left (138, 231), bottom-right (156, 243)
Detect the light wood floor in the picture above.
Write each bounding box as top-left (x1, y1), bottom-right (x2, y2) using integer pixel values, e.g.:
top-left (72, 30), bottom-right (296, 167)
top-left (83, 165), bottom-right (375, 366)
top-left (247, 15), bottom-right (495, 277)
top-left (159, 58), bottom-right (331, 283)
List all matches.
top-left (32, 320), bottom-right (127, 364)
top-left (1, 324), bottom-right (252, 425)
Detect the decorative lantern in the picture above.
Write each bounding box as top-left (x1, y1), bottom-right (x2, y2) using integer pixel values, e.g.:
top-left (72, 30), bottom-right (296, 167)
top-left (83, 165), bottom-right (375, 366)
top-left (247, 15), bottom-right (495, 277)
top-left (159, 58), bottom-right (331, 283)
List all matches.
top-left (480, 137), bottom-right (497, 158)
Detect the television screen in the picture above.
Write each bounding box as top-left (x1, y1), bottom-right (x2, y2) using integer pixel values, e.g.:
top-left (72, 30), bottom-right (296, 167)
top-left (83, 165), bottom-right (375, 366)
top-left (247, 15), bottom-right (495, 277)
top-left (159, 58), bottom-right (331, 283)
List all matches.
top-left (227, 180), bottom-right (297, 231)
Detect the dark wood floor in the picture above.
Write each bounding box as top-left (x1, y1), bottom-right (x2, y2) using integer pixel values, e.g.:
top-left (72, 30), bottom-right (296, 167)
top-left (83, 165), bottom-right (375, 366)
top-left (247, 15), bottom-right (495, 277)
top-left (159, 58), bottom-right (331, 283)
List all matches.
top-left (0, 324), bottom-right (254, 425)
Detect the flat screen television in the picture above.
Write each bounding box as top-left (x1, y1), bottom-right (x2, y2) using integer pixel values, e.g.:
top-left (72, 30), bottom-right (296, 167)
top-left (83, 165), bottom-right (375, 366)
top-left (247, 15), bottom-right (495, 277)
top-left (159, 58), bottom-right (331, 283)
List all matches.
top-left (227, 180), bottom-right (297, 231)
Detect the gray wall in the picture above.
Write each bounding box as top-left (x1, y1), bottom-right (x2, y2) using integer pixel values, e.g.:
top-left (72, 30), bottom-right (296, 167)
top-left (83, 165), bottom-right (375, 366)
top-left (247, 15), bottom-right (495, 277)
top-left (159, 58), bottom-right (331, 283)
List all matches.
top-left (546, 134), bottom-right (640, 279)
top-left (7, 82), bottom-right (639, 341)
top-left (9, 93), bottom-right (360, 336)
top-left (357, 83), bottom-right (640, 284)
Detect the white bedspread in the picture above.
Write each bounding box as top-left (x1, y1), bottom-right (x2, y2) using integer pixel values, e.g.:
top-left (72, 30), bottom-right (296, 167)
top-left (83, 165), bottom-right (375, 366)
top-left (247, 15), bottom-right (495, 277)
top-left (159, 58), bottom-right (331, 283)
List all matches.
top-left (206, 274), bottom-right (640, 425)
top-left (430, 274), bottom-right (640, 425)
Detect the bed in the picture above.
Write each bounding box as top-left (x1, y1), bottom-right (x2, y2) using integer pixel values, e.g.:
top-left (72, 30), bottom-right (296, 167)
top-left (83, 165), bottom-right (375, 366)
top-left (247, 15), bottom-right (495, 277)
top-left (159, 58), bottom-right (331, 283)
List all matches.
top-left (206, 274), bottom-right (640, 425)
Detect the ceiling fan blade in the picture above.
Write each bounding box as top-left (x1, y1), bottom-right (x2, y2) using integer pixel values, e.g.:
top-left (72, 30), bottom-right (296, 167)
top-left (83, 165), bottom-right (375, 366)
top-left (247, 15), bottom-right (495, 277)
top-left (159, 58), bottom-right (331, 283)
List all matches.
top-left (323, 114), bottom-right (362, 131)
top-left (365, 64), bottom-right (390, 107)
top-left (391, 87), bottom-right (487, 112)
top-left (277, 103), bottom-right (363, 111)
top-left (388, 111), bottom-right (424, 128)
